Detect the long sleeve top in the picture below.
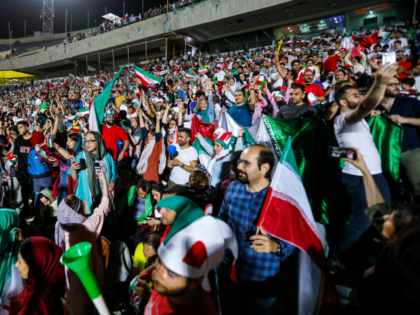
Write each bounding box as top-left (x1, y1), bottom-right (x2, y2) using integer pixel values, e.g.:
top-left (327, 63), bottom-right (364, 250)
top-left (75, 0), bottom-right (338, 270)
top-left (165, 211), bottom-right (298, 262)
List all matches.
top-left (63, 197), bottom-right (110, 315)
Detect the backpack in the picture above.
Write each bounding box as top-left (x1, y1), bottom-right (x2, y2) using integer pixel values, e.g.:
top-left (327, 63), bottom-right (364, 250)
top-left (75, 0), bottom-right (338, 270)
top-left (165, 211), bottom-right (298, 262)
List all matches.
top-left (27, 149), bottom-right (51, 176)
top-left (103, 240), bottom-right (132, 289)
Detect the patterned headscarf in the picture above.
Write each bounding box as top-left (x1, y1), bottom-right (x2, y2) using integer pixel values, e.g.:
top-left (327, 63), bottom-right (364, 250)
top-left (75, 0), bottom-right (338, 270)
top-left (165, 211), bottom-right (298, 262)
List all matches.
top-left (54, 198), bottom-right (86, 248)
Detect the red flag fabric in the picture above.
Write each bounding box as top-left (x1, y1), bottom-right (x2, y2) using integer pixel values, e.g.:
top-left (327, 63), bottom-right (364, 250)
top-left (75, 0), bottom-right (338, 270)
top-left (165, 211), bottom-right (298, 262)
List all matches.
top-left (258, 138), bottom-right (340, 314)
top-left (351, 32), bottom-right (378, 49)
top-left (190, 116), bottom-right (217, 144)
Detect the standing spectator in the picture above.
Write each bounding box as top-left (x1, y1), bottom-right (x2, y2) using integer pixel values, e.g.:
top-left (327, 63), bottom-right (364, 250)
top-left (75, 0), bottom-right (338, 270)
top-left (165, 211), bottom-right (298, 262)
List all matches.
top-left (375, 76), bottom-right (420, 203)
top-left (13, 121), bottom-right (32, 217)
top-left (167, 128), bottom-right (198, 186)
top-left (333, 65), bottom-right (397, 268)
top-left (217, 145), bottom-right (295, 315)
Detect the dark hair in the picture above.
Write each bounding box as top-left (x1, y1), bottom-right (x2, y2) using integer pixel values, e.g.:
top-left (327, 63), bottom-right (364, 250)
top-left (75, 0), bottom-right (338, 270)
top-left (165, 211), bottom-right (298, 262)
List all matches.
top-left (17, 121), bottom-right (29, 127)
top-left (401, 77), bottom-right (415, 87)
top-left (249, 144), bottom-right (275, 179)
top-left (335, 85), bottom-right (357, 104)
top-left (39, 194), bottom-right (47, 201)
top-left (163, 185), bottom-right (190, 196)
top-left (67, 133), bottom-right (80, 142)
top-left (19, 238), bottom-right (33, 275)
top-left (64, 194), bottom-right (79, 210)
top-left (291, 60), bottom-right (300, 66)
top-left (137, 179), bottom-right (152, 194)
top-left (230, 150), bottom-right (243, 166)
top-left (196, 91), bottom-right (206, 99)
top-left (390, 204), bottom-right (420, 238)
top-left (143, 232), bottom-right (161, 253)
top-left (290, 83), bottom-right (306, 94)
top-left (119, 110), bottom-right (127, 119)
top-left (328, 49), bottom-right (335, 56)
top-left (178, 128), bottom-right (191, 139)
top-left (335, 80), bottom-right (351, 91)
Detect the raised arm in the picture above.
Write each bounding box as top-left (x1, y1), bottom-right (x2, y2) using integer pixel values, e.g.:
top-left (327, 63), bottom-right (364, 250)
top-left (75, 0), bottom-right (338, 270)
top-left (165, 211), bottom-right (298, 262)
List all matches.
top-left (345, 65), bottom-right (397, 125)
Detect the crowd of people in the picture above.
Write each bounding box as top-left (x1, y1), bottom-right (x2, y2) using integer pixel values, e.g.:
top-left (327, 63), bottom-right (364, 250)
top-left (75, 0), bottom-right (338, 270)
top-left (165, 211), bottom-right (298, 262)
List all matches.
top-left (0, 17), bottom-right (420, 315)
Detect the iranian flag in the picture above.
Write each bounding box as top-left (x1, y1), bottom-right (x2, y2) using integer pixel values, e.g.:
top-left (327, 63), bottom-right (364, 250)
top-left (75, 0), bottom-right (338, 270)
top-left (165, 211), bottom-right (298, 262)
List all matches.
top-left (190, 116), bottom-right (217, 144)
top-left (301, 38), bottom-right (311, 44)
top-left (157, 69), bottom-right (169, 76)
top-left (134, 65), bottom-right (162, 87)
top-left (199, 66), bottom-right (209, 74)
top-left (69, 73), bottom-right (75, 80)
top-left (192, 137), bottom-right (213, 168)
top-left (132, 86), bottom-right (141, 95)
top-left (89, 67), bottom-right (124, 131)
top-left (185, 72), bottom-right (194, 80)
top-left (312, 36), bottom-right (321, 41)
top-left (285, 40), bottom-right (293, 45)
top-left (258, 137), bottom-right (340, 315)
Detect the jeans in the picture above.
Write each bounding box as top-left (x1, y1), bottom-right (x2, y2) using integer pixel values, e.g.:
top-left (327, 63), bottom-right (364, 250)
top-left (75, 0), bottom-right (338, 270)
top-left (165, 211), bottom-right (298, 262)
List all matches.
top-left (216, 251), bottom-right (279, 315)
top-left (131, 154), bottom-right (139, 172)
top-left (338, 173), bottom-right (391, 255)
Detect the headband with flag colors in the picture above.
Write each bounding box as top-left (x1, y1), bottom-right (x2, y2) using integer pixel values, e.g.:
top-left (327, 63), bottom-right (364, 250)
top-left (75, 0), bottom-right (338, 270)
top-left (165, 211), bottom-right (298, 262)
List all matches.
top-left (134, 65), bottom-right (163, 88)
top-left (156, 196), bottom-right (238, 291)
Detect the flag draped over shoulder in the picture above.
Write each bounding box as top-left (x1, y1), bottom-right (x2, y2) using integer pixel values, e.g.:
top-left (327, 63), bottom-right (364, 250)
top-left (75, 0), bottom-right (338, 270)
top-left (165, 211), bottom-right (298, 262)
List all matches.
top-left (89, 67), bottom-right (124, 131)
top-left (258, 137), bottom-right (340, 315)
top-left (192, 137), bottom-right (213, 168)
top-left (250, 115), bottom-right (350, 227)
top-left (190, 116), bottom-right (217, 144)
top-left (368, 114), bottom-right (402, 202)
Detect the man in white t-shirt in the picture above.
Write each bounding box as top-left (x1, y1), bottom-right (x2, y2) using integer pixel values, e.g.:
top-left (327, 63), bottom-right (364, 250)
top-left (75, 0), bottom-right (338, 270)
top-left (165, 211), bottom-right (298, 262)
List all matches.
top-left (167, 128), bottom-right (198, 185)
top-left (333, 64), bottom-right (397, 268)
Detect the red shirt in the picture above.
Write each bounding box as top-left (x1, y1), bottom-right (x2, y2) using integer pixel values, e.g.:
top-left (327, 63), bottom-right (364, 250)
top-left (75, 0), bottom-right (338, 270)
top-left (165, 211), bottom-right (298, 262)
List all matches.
top-left (100, 124), bottom-right (128, 160)
top-left (398, 61), bottom-right (412, 79)
top-left (323, 55), bottom-right (340, 72)
top-left (304, 83), bottom-right (325, 98)
top-left (144, 289), bottom-right (218, 315)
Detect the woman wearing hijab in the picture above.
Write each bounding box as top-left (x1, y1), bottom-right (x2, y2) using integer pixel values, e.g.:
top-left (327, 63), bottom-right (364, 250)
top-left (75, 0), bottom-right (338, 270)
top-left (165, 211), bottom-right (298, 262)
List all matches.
top-left (48, 133), bottom-right (82, 205)
top-left (195, 128), bottom-right (232, 192)
top-left (135, 110), bottom-right (166, 182)
top-left (55, 170), bottom-right (110, 315)
top-left (128, 117), bottom-right (143, 172)
top-left (27, 132), bottom-right (53, 220)
top-left (13, 236), bottom-right (65, 315)
top-left (0, 209), bottom-right (22, 315)
top-left (70, 131), bottom-right (117, 214)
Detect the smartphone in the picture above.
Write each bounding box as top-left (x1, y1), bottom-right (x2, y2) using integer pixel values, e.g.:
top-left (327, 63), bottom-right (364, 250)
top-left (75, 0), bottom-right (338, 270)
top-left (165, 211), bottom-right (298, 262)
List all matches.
top-left (94, 162), bottom-right (101, 175)
top-left (328, 146), bottom-right (356, 160)
top-left (69, 155), bottom-right (76, 164)
top-left (382, 52), bottom-right (396, 69)
top-left (78, 158), bottom-right (87, 169)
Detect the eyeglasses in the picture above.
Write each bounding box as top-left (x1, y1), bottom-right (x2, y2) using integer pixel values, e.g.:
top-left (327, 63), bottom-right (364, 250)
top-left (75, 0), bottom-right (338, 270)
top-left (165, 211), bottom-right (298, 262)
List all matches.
top-left (85, 139), bottom-right (97, 144)
top-left (387, 83), bottom-right (399, 87)
top-left (237, 159), bottom-right (251, 167)
top-left (348, 93), bottom-right (361, 98)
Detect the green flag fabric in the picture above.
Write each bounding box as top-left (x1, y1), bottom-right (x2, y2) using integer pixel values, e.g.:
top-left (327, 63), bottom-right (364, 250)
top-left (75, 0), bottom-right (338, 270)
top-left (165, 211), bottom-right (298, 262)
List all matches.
top-left (368, 114), bottom-right (402, 203)
top-left (262, 115), bottom-right (351, 228)
top-left (89, 67), bottom-right (124, 131)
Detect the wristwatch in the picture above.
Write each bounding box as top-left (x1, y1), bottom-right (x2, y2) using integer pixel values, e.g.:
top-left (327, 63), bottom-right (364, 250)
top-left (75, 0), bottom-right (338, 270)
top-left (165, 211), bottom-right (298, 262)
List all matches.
top-left (181, 163), bottom-right (185, 169)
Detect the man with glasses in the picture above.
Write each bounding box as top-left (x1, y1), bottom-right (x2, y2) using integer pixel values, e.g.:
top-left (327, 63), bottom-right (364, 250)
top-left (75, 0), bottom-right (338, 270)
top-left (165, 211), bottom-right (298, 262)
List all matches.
top-left (217, 144), bottom-right (295, 315)
top-left (375, 76), bottom-right (420, 203)
top-left (333, 65), bottom-right (397, 270)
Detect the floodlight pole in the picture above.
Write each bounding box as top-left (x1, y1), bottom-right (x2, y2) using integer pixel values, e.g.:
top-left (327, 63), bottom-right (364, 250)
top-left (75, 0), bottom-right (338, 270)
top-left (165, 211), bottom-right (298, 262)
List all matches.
top-left (41, 0), bottom-right (54, 39)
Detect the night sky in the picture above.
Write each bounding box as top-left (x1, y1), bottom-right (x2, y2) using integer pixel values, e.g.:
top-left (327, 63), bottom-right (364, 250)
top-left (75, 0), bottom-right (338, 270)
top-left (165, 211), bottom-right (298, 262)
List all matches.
top-left (0, 0), bottom-right (168, 39)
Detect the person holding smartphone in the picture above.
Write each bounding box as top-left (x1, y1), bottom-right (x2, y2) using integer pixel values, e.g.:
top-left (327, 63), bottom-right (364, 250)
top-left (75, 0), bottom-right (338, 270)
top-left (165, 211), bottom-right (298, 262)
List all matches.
top-left (70, 131), bottom-right (117, 215)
